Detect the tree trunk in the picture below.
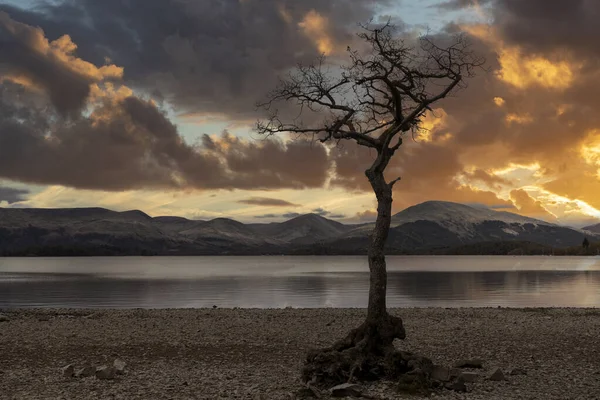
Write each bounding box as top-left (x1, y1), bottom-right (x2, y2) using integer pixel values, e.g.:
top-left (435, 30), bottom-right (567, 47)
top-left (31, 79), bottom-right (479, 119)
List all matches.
top-left (301, 168), bottom-right (411, 388)
top-left (366, 172), bottom-right (393, 324)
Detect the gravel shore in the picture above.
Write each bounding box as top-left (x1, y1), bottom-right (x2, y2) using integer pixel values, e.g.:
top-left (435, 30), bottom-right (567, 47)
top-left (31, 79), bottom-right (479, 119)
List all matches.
top-left (0, 308), bottom-right (599, 399)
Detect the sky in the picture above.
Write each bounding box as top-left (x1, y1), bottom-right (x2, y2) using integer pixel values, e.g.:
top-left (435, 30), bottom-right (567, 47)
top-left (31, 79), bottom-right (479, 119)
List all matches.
top-left (1, 0), bottom-right (600, 227)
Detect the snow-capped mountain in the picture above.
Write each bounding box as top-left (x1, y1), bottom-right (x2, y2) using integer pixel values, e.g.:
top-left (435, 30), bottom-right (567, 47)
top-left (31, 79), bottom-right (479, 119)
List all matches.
top-left (0, 201), bottom-right (594, 255)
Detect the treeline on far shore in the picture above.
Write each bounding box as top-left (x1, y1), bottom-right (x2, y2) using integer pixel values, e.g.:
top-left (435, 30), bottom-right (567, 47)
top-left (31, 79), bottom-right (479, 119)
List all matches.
top-left (2, 239), bottom-right (600, 257)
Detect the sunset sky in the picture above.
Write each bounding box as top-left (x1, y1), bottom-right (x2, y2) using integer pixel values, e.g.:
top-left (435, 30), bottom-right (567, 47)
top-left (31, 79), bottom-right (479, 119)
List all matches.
top-left (1, 0), bottom-right (599, 227)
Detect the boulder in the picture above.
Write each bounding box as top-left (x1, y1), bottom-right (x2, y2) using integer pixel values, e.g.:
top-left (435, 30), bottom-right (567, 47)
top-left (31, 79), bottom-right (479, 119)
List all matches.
top-left (294, 387), bottom-right (318, 399)
top-left (509, 368), bottom-right (527, 376)
top-left (449, 368), bottom-right (462, 379)
top-left (330, 383), bottom-right (362, 398)
top-left (95, 366), bottom-right (117, 380)
top-left (459, 372), bottom-right (479, 383)
top-left (488, 368), bottom-right (506, 381)
top-left (431, 365), bottom-right (451, 382)
top-left (113, 358), bottom-right (126, 375)
top-left (445, 377), bottom-right (467, 392)
top-left (75, 364), bottom-right (95, 378)
top-left (62, 364), bottom-right (75, 378)
top-left (454, 359), bottom-right (484, 369)
top-left (0, 314), bottom-right (9, 322)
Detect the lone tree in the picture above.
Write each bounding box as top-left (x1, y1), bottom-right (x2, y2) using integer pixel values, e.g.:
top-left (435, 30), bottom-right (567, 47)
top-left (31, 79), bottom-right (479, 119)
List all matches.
top-left (257, 23), bottom-right (483, 387)
top-left (583, 237), bottom-right (590, 249)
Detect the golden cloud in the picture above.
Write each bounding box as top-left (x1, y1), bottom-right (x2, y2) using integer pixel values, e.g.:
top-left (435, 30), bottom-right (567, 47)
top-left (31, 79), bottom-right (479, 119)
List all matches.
top-left (298, 10), bottom-right (334, 55)
top-left (464, 24), bottom-right (577, 90)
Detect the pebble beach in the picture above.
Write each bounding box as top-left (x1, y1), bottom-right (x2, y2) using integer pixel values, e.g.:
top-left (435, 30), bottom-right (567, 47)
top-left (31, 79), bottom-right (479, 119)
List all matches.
top-left (1, 308), bottom-right (599, 399)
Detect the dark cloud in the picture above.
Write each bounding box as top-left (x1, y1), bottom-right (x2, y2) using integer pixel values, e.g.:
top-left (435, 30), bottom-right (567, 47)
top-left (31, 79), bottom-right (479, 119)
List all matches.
top-left (491, 0), bottom-right (600, 58)
top-left (0, 186), bottom-right (29, 203)
top-left (255, 212), bottom-right (301, 219)
top-left (310, 208), bottom-right (345, 219)
top-left (0, 11), bottom-right (117, 116)
top-left (238, 197), bottom-right (298, 207)
top-left (0, 0), bottom-right (385, 118)
top-left (328, 213), bottom-right (346, 219)
top-left (254, 213), bottom-right (279, 219)
top-left (0, 80), bottom-right (330, 191)
top-left (282, 212), bottom-right (301, 219)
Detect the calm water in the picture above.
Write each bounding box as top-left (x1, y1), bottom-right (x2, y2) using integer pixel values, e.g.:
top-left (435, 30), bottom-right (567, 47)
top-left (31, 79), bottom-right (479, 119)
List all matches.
top-left (0, 256), bottom-right (599, 308)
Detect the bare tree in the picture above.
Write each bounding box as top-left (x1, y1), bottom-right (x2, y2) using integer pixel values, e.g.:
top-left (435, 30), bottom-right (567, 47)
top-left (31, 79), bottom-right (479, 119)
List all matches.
top-left (256, 22), bottom-right (483, 387)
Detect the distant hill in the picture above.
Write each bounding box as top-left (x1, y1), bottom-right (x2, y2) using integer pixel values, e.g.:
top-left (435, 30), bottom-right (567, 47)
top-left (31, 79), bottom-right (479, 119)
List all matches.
top-left (0, 201), bottom-right (596, 256)
top-left (583, 222), bottom-right (600, 234)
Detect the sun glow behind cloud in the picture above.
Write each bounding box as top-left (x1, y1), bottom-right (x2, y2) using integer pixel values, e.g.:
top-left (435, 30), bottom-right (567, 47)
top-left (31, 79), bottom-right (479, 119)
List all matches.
top-left (298, 10), bottom-right (334, 55)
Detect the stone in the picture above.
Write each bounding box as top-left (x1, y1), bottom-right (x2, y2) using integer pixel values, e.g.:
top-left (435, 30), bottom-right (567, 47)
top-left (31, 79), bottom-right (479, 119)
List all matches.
top-left (509, 368), bottom-right (527, 376)
top-left (0, 314), bottom-right (9, 322)
top-left (459, 372), bottom-right (479, 383)
top-left (446, 378), bottom-right (467, 392)
top-left (62, 364), bottom-right (75, 378)
top-left (449, 368), bottom-right (462, 379)
top-left (113, 358), bottom-right (126, 374)
top-left (330, 383), bottom-right (362, 398)
top-left (431, 365), bottom-right (451, 382)
top-left (75, 364), bottom-right (95, 378)
top-left (488, 368), bottom-right (506, 381)
top-left (294, 387), bottom-right (318, 399)
top-left (454, 359), bottom-right (484, 369)
top-left (95, 365), bottom-right (117, 380)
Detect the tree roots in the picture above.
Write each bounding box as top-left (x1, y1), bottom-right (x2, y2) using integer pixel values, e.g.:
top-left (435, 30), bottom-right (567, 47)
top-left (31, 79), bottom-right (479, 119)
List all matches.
top-left (302, 313), bottom-right (433, 391)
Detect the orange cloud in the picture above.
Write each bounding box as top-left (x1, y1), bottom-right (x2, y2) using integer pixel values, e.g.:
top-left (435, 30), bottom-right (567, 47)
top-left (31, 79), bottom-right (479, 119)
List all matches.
top-left (298, 10), bottom-right (334, 55)
top-left (510, 189), bottom-right (557, 220)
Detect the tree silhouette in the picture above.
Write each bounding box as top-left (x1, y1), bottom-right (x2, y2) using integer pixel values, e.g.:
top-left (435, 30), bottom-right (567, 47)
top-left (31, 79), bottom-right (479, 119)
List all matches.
top-left (583, 237), bottom-right (590, 249)
top-left (257, 22), bottom-right (483, 387)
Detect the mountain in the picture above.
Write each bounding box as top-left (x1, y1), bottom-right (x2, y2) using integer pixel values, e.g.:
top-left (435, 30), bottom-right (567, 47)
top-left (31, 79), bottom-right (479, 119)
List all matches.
top-left (583, 222), bottom-right (600, 234)
top-left (0, 201), bottom-right (595, 256)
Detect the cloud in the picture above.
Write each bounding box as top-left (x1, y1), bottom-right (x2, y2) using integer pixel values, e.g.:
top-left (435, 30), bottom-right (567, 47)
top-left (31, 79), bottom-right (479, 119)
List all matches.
top-left (238, 197), bottom-right (299, 207)
top-left (255, 212), bottom-right (301, 219)
top-left (433, 0), bottom-right (493, 11)
top-left (282, 212), bottom-right (301, 219)
top-left (0, 14), bottom-right (331, 192)
top-left (0, 11), bottom-right (121, 116)
top-left (0, 186), bottom-right (29, 203)
top-left (510, 189), bottom-right (557, 221)
top-left (3, 0), bottom-right (600, 227)
top-left (0, 0), bottom-right (383, 119)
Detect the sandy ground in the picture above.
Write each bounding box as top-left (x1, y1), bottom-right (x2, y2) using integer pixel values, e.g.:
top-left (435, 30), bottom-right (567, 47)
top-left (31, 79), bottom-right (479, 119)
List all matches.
top-left (0, 308), bottom-right (599, 400)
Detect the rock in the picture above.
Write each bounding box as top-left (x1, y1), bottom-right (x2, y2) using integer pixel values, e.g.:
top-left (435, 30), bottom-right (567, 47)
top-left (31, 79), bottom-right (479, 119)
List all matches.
top-left (95, 365), bottom-right (117, 380)
top-left (509, 368), bottom-right (527, 376)
top-left (488, 368), bottom-right (506, 381)
top-left (113, 358), bottom-right (126, 374)
top-left (75, 364), bottom-right (95, 378)
top-left (449, 368), bottom-right (462, 379)
top-left (431, 365), bottom-right (451, 382)
top-left (294, 387), bottom-right (318, 399)
top-left (445, 377), bottom-right (467, 392)
top-left (62, 364), bottom-right (75, 378)
top-left (459, 372), bottom-right (479, 383)
top-left (454, 359), bottom-right (484, 369)
top-left (0, 314), bottom-right (9, 322)
top-left (330, 383), bottom-right (362, 398)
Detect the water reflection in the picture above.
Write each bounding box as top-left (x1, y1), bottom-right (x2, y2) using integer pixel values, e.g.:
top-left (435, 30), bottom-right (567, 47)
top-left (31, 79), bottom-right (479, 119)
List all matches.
top-left (0, 267), bottom-right (599, 308)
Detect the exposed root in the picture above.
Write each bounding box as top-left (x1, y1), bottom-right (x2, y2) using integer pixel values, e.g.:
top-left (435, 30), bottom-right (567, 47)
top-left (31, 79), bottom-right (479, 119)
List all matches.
top-left (302, 312), bottom-right (433, 390)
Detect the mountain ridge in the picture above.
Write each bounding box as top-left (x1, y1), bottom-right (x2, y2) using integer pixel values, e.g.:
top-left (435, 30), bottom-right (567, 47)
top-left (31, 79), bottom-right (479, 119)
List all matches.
top-left (0, 201), bottom-right (595, 256)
